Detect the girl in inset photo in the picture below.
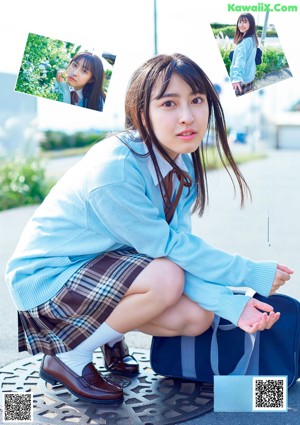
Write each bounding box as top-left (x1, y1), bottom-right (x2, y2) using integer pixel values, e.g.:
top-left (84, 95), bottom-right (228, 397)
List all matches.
top-left (56, 52), bottom-right (106, 111)
top-left (230, 13), bottom-right (259, 96)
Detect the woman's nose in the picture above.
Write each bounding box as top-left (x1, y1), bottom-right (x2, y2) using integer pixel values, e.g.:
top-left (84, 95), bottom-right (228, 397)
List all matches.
top-left (179, 106), bottom-right (194, 124)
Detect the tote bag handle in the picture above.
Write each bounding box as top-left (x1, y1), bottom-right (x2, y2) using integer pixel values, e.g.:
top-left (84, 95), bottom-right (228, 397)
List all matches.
top-left (210, 315), bottom-right (260, 375)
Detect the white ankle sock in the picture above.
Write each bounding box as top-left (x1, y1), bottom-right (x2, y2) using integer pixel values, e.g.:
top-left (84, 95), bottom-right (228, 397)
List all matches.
top-left (56, 322), bottom-right (123, 375)
top-left (107, 334), bottom-right (124, 348)
top-left (56, 351), bottom-right (93, 376)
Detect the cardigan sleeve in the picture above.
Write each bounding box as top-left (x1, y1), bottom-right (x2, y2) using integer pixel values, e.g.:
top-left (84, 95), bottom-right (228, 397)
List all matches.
top-left (56, 81), bottom-right (71, 104)
top-left (184, 271), bottom-right (250, 325)
top-left (87, 162), bottom-right (277, 300)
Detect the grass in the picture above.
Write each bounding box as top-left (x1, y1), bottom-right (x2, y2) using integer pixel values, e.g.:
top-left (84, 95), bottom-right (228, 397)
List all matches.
top-left (41, 145), bottom-right (95, 159)
top-left (205, 147), bottom-right (267, 170)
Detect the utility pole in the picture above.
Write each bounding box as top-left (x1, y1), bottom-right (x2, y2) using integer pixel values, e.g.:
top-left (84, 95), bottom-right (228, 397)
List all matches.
top-left (261, 11), bottom-right (269, 46)
top-left (154, 0), bottom-right (158, 54)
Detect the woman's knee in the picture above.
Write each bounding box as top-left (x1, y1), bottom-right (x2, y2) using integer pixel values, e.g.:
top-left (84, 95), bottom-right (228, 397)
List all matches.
top-left (180, 302), bottom-right (214, 336)
top-left (152, 258), bottom-right (184, 306)
top-left (126, 257), bottom-right (184, 305)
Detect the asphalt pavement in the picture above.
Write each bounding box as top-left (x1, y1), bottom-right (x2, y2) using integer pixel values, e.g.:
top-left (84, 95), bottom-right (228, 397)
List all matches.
top-left (0, 147), bottom-right (299, 423)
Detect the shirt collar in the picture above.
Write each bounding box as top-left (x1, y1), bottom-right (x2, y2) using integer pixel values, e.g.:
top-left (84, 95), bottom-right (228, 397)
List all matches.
top-left (145, 143), bottom-right (188, 186)
top-left (69, 86), bottom-right (83, 100)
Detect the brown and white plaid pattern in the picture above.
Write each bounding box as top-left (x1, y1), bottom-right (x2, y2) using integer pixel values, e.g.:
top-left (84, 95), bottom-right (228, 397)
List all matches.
top-left (18, 249), bottom-right (152, 356)
top-left (235, 80), bottom-right (255, 96)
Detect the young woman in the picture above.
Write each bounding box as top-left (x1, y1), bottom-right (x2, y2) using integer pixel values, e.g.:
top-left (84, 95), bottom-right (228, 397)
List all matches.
top-left (6, 53), bottom-right (292, 404)
top-left (230, 13), bottom-right (259, 96)
top-left (56, 52), bottom-right (106, 111)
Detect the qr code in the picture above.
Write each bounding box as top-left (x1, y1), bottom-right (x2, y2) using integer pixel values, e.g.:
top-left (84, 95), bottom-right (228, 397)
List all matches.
top-left (2, 392), bottom-right (33, 422)
top-left (252, 376), bottom-right (287, 411)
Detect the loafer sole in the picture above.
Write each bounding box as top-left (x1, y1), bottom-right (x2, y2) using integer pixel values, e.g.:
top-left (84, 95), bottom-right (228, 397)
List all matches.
top-left (105, 365), bottom-right (139, 377)
top-left (40, 368), bottom-right (124, 404)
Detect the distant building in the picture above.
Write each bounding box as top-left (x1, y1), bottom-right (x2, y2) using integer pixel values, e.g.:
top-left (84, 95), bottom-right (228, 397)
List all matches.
top-left (274, 112), bottom-right (300, 149)
top-left (0, 73), bottom-right (37, 157)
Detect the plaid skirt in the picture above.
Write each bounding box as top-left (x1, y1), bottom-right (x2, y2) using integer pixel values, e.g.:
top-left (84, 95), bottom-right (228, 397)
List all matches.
top-left (235, 80), bottom-right (254, 96)
top-left (18, 249), bottom-right (152, 356)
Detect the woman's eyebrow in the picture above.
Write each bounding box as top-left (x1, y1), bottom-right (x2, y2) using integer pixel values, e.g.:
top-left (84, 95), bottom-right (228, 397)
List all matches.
top-left (155, 90), bottom-right (199, 100)
top-left (157, 92), bottom-right (180, 99)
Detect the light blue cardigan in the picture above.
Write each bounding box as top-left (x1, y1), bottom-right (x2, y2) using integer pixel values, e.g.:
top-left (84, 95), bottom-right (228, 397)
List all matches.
top-left (5, 132), bottom-right (277, 325)
top-left (56, 81), bottom-right (82, 105)
top-left (230, 36), bottom-right (257, 84)
top-left (56, 81), bottom-right (104, 111)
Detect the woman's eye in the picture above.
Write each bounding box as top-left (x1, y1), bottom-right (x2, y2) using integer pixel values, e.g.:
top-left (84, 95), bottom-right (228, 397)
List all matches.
top-left (192, 97), bottom-right (203, 104)
top-left (163, 100), bottom-right (175, 107)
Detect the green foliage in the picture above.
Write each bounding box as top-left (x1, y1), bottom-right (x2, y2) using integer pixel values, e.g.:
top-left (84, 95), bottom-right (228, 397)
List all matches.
top-left (211, 22), bottom-right (231, 29)
top-left (104, 69), bottom-right (112, 93)
top-left (0, 156), bottom-right (54, 211)
top-left (256, 47), bottom-right (289, 78)
top-left (255, 62), bottom-right (270, 78)
top-left (219, 47), bottom-right (233, 74)
top-left (213, 26), bottom-right (236, 38)
top-left (15, 33), bottom-right (79, 100)
top-left (219, 45), bottom-right (289, 77)
top-left (257, 29), bottom-right (278, 38)
top-left (40, 130), bottom-right (107, 151)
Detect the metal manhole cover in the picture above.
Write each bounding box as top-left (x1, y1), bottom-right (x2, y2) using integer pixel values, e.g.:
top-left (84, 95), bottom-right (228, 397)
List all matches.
top-left (0, 349), bottom-right (213, 424)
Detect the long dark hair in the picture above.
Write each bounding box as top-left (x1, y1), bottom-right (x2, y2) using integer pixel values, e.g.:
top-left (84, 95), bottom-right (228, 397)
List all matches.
top-left (234, 13), bottom-right (259, 46)
top-left (124, 53), bottom-right (251, 216)
top-left (69, 52), bottom-right (106, 111)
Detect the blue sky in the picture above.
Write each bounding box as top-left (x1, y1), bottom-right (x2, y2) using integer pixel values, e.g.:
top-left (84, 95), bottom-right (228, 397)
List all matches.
top-left (0, 0), bottom-right (299, 132)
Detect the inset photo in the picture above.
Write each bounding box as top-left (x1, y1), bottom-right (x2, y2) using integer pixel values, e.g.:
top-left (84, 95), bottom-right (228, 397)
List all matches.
top-left (212, 13), bottom-right (292, 97)
top-left (15, 33), bottom-right (116, 112)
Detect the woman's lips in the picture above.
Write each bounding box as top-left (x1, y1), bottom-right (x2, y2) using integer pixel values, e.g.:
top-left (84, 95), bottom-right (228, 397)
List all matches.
top-left (177, 130), bottom-right (197, 141)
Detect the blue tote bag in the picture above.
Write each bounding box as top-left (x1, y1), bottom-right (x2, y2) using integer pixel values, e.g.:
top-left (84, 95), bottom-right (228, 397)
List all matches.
top-left (150, 293), bottom-right (300, 388)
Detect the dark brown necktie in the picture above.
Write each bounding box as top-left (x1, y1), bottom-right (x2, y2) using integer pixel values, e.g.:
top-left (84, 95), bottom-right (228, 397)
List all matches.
top-left (70, 90), bottom-right (79, 105)
top-left (164, 169), bottom-right (192, 223)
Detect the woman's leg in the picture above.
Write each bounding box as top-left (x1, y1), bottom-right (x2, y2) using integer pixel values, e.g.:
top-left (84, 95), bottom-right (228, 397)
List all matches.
top-left (56, 258), bottom-right (184, 374)
top-left (105, 257), bottom-right (185, 333)
top-left (137, 294), bottom-right (214, 337)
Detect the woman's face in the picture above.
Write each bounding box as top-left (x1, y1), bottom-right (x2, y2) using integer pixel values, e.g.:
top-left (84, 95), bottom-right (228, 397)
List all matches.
top-left (149, 73), bottom-right (209, 160)
top-left (238, 18), bottom-right (250, 34)
top-left (67, 58), bottom-right (93, 90)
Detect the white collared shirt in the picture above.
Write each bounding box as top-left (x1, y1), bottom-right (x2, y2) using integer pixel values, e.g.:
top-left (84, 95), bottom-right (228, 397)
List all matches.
top-left (146, 143), bottom-right (188, 195)
top-left (69, 86), bottom-right (83, 104)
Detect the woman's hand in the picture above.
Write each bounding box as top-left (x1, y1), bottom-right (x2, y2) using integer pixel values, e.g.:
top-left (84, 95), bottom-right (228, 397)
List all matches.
top-left (237, 298), bottom-right (280, 334)
top-left (270, 264), bottom-right (294, 295)
top-left (238, 264), bottom-right (293, 333)
top-left (56, 70), bottom-right (66, 82)
top-left (232, 81), bottom-right (244, 94)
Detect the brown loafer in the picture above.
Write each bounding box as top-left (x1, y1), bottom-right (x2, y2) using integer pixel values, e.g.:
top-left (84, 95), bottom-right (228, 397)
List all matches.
top-left (102, 339), bottom-right (139, 376)
top-left (40, 355), bottom-right (123, 404)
